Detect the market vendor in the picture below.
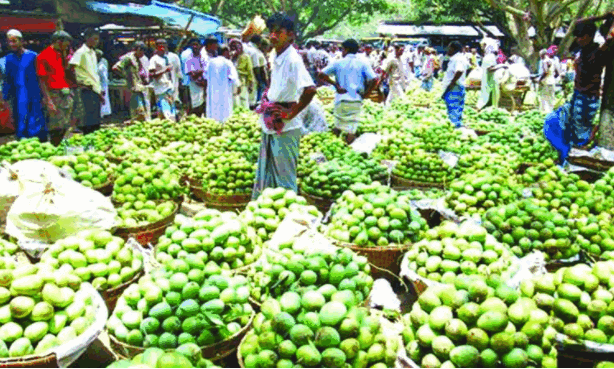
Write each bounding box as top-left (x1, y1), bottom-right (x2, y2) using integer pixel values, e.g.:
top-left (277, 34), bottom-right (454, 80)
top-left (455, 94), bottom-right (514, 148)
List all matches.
top-left (112, 42), bottom-right (149, 122)
top-left (545, 14), bottom-right (614, 165)
top-left (252, 12), bottom-right (316, 199)
top-left (185, 39), bottom-right (208, 117)
top-left (36, 30), bottom-right (74, 146)
top-left (381, 44), bottom-right (404, 105)
top-left (318, 38), bottom-right (378, 144)
top-left (149, 39), bottom-right (177, 121)
top-left (441, 41), bottom-right (468, 128)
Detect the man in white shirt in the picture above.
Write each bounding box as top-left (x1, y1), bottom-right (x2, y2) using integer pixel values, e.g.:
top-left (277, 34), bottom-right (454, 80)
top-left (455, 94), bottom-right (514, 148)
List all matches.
top-left (149, 39), bottom-right (177, 121)
top-left (253, 13), bottom-right (317, 199)
top-left (441, 41), bottom-right (468, 128)
top-left (180, 45), bottom-right (193, 111)
top-left (184, 38), bottom-right (207, 116)
top-left (319, 38), bottom-right (378, 144)
top-left (242, 34), bottom-right (266, 108)
top-left (69, 28), bottom-right (102, 134)
top-left (250, 35), bottom-right (268, 105)
top-left (203, 42), bottom-right (238, 123)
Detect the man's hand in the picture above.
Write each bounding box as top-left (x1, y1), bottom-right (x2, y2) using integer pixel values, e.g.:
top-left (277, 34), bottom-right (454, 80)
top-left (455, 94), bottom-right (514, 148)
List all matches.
top-left (45, 99), bottom-right (58, 114)
top-left (271, 105), bottom-right (297, 121)
top-left (335, 85), bottom-right (347, 94)
top-left (99, 92), bottom-right (105, 103)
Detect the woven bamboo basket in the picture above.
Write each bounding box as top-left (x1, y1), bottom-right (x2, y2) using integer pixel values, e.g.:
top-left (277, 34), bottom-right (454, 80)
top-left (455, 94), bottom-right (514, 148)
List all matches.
top-left (101, 269), bottom-right (144, 313)
top-left (391, 175), bottom-right (446, 190)
top-left (0, 353), bottom-right (58, 368)
top-left (114, 202), bottom-right (180, 247)
top-left (110, 311), bottom-right (254, 362)
top-left (319, 96), bottom-right (334, 105)
top-left (568, 156), bottom-right (614, 172)
top-left (300, 191), bottom-right (334, 214)
top-left (545, 256), bottom-right (583, 273)
top-left (554, 334), bottom-right (614, 368)
top-left (202, 192), bottom-right (252, 212)
top-left (237, 332), bottom-right (249, 368)
top-left (337, 242), bottom-right (410, 281)
top-left (201, 311), bottom-right (254, 361)
top-left (93, 179), bottom-right (114, 196)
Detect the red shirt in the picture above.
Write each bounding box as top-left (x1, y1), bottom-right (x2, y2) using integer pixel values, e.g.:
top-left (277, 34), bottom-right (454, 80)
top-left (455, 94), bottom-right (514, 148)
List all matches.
top-left (36, 45), bottom-right (70, 90)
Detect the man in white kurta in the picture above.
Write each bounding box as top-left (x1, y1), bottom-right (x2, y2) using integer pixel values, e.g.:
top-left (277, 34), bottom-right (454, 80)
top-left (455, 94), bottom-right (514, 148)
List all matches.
top-left (205, 49), bottom-right (239, 123)
top-left (185, 39), bottom-right (208, 116)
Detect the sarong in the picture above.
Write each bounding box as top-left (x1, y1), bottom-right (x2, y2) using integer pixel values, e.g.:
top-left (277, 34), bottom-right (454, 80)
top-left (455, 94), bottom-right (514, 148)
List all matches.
top-left (129, 91), bottom-right (147, 121)
top-left (443, 85), bottom-right (465, 128)
top-left (46, 88), bottom-right (74, 131)
top-left (333, 100), bottom-right (362, 134)
top-left (252, 128), bottom-right (301, 200)
top-left (155, 89), bottom-right (177, 121)
top-left (544, 90), bottom-right (600, 162)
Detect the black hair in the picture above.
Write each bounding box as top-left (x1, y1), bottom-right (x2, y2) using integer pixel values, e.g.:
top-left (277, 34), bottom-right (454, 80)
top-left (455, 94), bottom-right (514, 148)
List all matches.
top-left (266, 12), bottom-right (296, 33)
top-left (341, 38), bottom-right (359, 54)
top-left (219, 45), bottom-right (230, 55)
top-left (204, 36), bottom-right (218, 46)
top-left (83, 28), bottom-right (99, 39)
top-left (251, 34), bottom-right (262, 45)
top-left (188, 38), bottom-right (201, 45)
top-left (574, 21), bottom-right (597, 38)
top-left (448, 41), bottom-right (462, 54)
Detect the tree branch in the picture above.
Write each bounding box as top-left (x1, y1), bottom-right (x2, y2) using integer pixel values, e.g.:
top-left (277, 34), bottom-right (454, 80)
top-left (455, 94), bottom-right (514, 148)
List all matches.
top-left (486, 0), bottom-right (526, 17)
top-left (302, 6), bottom-right (353, 40)
top-left (549, 0), bottom-right (585, 20)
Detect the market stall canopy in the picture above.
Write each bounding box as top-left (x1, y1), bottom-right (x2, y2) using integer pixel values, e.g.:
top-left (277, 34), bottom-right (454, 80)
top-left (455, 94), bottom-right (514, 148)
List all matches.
top-left (86, 0), bottom-right (221, 36)
top-left (377, 23), bottom-right (504, 38)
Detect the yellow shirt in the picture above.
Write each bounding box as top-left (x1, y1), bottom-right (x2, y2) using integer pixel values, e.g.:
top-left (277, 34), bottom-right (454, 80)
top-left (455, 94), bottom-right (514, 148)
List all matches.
top-left (69, 44), bottom-right (101, 94)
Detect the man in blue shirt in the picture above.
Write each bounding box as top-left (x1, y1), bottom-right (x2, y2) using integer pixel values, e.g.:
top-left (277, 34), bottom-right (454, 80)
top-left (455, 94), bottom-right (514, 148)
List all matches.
top-left (319, 39), bottom-right (378, 144)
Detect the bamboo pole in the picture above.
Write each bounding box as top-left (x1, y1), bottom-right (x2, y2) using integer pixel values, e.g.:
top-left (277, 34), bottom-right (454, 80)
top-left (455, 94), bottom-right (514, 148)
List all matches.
top-left (175, 14), bottom-right (196, 54)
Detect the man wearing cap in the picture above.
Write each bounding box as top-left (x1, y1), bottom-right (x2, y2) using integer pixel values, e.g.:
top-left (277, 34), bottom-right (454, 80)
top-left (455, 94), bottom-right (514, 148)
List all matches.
top-left (2, 29), bottom-right (46, 141)
top-left (319, 38), bottom-right (378, 144)
top-left (36, 30), bottom-right (74, 146)
top-left (69, 28), bottom-right (103, 134)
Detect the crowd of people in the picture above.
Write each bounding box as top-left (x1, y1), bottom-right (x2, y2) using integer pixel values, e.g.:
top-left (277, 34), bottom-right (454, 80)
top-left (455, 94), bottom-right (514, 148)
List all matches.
top-left (3, 11), bottom-right (614, 194)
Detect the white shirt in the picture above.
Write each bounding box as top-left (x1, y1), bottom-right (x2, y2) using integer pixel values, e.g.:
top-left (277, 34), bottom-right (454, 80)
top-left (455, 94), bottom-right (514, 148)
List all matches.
top-left (149, 54), bottom-right (174, 96)
top-left (307, 47), bottom-right (318, 67)
top-left (180, 48), bottom-right (193, 85)
top-left (264, 46), bottom-right (314, 134)
top-left (245, 42), bottom-right (264, 69)
top-left (166, 52), bottom-right (181, 88)
top-left (443, 52), bottom-right (468, 89)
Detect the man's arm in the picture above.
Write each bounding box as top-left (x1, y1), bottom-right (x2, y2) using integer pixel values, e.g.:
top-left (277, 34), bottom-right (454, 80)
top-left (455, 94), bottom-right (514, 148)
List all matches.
top-left (576, 12), bottom-right (614, 26)
top-left (443, 71), bottom-right (464, 97)
top-left (284, 86), bottom-right (316, 120)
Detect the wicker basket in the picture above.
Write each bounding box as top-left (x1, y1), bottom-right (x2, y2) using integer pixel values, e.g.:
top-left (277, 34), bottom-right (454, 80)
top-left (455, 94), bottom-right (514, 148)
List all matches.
top-left (114, 202), bottom-right (180, 247)
top-left (300, 191), bottom-right (334, 214)
top-left (106, 155), bottom-right (124, 165)
top-left (202, 192), bottom-right (252, 213)
top-left (201, 311), bottom-right (254, 361)
top-left (554, 334), bottom-right (614, 368)
top-left (338, 243), bottom-right (410, 281)
top-left (568, 155), bottom-right (614, 172)
top-left (110, 311), bottom-right (254, 362)
top-left (236, 332), bottom-right (250, 368)
top-left (545, 256), bottom-right (583, 273)
top-left (391, 175), bottom-right (446, 190)
top-left (0, 354), bottom-right (58, 368)
top-left (101, 269), bottom-right (144, 313)
top-left (93, 179), bottom-right (114, 196)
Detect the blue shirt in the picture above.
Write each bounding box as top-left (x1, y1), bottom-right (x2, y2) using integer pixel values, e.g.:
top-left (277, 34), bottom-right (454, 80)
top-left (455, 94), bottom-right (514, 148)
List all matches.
top-left (321, 54), bottom-right (377, 103)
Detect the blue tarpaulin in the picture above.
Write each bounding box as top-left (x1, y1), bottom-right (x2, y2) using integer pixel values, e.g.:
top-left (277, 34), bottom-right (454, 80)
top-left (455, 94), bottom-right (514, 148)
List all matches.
top-left (86, 0), bottom-right (221, 36)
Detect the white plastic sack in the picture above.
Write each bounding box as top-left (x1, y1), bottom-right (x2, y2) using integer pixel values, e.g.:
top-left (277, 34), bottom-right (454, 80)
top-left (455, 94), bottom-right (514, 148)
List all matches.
top-left (6, 175), bottom-right (117, 246)
top-left (351, 133), bottom-right (384, 155)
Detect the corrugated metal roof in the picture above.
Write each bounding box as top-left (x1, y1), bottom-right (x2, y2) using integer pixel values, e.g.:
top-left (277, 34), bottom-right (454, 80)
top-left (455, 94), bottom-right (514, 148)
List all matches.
top-left (377, 23), bottom-right (504, 37)
top-left (86, 0), bottom-right (220, 36)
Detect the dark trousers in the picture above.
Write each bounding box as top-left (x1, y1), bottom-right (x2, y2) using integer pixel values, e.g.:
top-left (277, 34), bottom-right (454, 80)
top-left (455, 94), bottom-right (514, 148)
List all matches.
top-left (80, 89), bottom-right (101, 133)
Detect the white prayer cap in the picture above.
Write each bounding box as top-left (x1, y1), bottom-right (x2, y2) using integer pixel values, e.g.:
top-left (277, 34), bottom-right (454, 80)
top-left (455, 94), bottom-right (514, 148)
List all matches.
top-left (7, 29), bottom-right (22, 38)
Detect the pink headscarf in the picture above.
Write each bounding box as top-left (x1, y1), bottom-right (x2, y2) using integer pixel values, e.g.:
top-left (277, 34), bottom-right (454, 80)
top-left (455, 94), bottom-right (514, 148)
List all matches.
top-left (547, 45), bottom-right (558, 57)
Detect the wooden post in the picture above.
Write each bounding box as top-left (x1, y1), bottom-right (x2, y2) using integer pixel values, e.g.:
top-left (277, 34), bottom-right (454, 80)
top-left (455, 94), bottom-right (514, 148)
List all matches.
top-left (54, 0), bottom-right (64, 30)
top-left (175, 14), bottom-right (195, 54)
